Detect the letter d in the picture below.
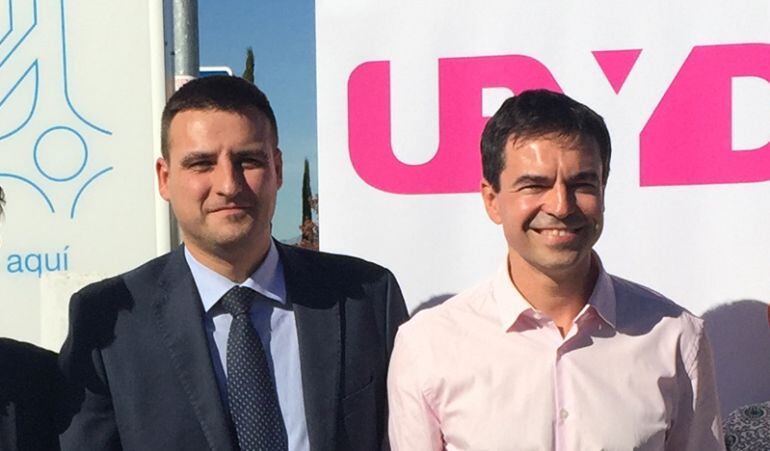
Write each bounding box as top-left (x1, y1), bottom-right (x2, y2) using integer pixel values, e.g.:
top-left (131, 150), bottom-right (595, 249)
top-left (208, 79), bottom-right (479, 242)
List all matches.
top-left (640, 44), bottom-right (770, 186)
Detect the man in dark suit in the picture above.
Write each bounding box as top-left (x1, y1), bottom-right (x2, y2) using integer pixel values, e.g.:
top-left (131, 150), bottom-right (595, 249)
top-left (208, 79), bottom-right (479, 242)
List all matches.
top-left (58, 76), bottom-right (409, 450)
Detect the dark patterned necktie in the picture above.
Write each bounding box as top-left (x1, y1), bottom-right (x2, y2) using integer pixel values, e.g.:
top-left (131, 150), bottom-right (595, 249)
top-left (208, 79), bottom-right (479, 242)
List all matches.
top-left (220, 286), bottom-right (288, 451)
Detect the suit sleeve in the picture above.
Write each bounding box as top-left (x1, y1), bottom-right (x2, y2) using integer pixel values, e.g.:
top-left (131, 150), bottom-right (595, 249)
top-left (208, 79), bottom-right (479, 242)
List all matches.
top-left (666, 324), bottom-right (725, 450)
top-left (378, 270), bottom-right (409, 451)
top-left (383, 270), bottom-right (409, 355)
top-left (387, 326), bottom-right (443, 451)
top-left (58, 291), bottom-right (122, 451)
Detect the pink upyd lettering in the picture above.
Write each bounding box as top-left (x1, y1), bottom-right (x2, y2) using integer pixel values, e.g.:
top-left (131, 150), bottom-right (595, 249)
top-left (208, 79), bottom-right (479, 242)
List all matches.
top-left (347, 56), bottom-right (561, 194)
top-left (640, 43), bottom-right (770, 186)
top-left (592, 49), bottom-right (642, 94)
top-left (348, 44), bottom-right (770, 194)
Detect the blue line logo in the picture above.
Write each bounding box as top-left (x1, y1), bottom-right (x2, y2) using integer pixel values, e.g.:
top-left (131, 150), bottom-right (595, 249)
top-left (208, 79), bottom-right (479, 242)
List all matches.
top-left (0, 0), bottom-right (113, 219)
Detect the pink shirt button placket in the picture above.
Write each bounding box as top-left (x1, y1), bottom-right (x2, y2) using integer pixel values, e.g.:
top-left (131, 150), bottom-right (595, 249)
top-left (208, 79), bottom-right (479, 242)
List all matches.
top-left (553, 327), bottom-right (569, 451)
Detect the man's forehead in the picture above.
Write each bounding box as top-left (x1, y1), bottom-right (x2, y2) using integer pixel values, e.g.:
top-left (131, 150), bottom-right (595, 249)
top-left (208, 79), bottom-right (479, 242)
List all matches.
top-left (503, 132), bottom-right (603, 180)
top-left (170, 106), bottom-right (269, 128)
top-left (506, 132), bottom-right (599, 154)
top-left (166, 107), bottom-right (276, 152)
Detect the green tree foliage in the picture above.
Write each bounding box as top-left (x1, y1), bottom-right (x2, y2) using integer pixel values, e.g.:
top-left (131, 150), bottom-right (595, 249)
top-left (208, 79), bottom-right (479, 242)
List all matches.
top-left (299, 159), bottom-right (318, 250)
top-left (242, 47), bottom-right (254, 83)
top-left (302, 159), bottom-right (312, 223)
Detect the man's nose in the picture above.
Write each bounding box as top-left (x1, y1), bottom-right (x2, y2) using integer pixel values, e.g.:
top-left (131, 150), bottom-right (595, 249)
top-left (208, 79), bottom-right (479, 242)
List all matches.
top-left (542, 184), bottom-right (575, 218)
top-left (214, 161), bottom-right (244, 196)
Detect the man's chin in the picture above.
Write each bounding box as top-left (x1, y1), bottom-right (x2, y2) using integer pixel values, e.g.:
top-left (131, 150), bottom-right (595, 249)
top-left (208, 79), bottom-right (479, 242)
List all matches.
top-left (194, 225), bottom-right (267, 251)
top-left (529, 250), bottom-right (590, 274)
top-left (213, 230), bottom-right (261, 248)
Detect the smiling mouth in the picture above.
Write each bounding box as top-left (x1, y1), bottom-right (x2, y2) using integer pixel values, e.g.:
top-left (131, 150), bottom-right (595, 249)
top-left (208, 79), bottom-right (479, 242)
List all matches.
top-left (539, 228), bottom-right (575, 235)
top-left (531, 227), bottom-right (583, 239)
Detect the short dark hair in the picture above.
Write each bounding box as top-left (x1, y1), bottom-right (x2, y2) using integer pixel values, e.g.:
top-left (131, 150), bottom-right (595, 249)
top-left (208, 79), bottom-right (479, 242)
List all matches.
top-left (160, 76), bottom-right (278, 159)
top-left (481, 89), bottom-right (611, 191)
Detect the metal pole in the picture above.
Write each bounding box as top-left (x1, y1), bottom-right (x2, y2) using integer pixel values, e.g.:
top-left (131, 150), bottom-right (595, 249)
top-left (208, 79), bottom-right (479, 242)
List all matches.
top-left (168, 0), bottom-right (199, 246)
top-left (172, 0), bottom-right (199, 90)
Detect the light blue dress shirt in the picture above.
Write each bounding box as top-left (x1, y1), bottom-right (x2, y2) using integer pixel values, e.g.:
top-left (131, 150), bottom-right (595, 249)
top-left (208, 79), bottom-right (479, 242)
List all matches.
top-left (185, 242), bottom-right (310, 451)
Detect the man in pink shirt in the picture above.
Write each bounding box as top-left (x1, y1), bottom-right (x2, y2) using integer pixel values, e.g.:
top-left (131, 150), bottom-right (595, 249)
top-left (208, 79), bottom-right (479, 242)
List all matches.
top-left (387, 90), bottom-right (725, 450)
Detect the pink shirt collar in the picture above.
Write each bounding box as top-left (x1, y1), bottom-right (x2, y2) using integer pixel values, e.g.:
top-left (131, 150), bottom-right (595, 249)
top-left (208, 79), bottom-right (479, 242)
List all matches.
top-left (491, 252), bottom-right (617, 331)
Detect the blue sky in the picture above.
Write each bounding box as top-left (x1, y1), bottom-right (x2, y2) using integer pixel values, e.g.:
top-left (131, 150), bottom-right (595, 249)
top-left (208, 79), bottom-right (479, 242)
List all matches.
top-left (199, 0), bottom-right (316, 241)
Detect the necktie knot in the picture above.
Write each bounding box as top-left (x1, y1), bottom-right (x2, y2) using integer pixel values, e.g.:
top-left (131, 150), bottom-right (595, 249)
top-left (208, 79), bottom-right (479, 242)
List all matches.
top-left (220, 286), bottom-right (254, 317)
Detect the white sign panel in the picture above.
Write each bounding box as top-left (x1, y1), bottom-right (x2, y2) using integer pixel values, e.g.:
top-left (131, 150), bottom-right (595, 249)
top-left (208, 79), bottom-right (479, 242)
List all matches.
top-left (0, 0), bottom-right (169, 346)
top-left (316, 0), bottom-right (770, 317)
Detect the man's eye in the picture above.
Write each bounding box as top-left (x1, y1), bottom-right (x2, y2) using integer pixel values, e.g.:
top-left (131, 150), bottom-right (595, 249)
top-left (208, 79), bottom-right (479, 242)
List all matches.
top-left (574, 183), bottom-right (598, 192)
top-left (240, 158), bottom-right (266, 168)
top-left (186, 160), bottom-right (214, 171)
top-left (521, 185), bottom-right (545, 192)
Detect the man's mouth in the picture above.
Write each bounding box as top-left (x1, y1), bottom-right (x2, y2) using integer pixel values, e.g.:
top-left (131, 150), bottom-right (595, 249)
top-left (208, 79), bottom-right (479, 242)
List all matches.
top-left (531, 227), bottom-right (582, 236)
top-left (537, 228), bottom-right (574, 237)
top-left (210, 205), bottom-right (250, 213)
top-left (530, 227), bottom-right (583, 240)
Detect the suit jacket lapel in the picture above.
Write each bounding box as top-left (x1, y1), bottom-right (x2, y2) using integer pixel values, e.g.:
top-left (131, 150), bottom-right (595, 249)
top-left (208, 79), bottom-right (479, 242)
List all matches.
top-left (153, 247), bottom-right (235, 451)
top-left (278, 243), bottom-right (342, 451)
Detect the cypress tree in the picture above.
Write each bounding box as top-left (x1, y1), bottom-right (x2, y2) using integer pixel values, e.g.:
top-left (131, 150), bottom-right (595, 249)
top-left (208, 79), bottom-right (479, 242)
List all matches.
top-left (242, 47), bottom-right (254, 83)
top-left (302, 158), bottom-right (312, 223)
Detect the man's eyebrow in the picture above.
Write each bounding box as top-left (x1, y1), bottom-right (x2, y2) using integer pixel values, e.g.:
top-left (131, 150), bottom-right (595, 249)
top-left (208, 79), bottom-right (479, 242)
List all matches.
top-left (232, 147), bottom-right (269, 158)
top-left (569, 170), bottom-right (601, 183)
top-left (179, 151), bottom-right (215, 166)
top-left (177, 147), bottom-right (270, 166)
top-left (509, 171), bottom-right (600, 188)
top-left (511, 174), bottom-right (552, 187)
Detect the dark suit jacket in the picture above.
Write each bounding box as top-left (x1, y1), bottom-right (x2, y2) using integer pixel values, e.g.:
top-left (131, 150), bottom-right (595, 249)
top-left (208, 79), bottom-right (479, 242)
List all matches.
top-left (58, 243), bottom-right (408, 451)
top-left (0, 339), bottom-right (65, 451)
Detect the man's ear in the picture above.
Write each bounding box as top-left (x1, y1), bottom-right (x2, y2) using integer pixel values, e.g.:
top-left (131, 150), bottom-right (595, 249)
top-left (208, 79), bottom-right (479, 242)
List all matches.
top-left (481, 178), bottom-right (503, 225)
top-left (274, 148), bottom-right (283, 189)
top-left (156, 157), bottom-right (170, 201)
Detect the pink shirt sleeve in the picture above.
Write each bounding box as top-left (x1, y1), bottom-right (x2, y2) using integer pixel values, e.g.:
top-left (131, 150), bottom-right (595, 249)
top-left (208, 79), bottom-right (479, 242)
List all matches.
top-left (387, 328), bottom-right (444, 451)
top-left (666, 323), bottom-right (725, 450)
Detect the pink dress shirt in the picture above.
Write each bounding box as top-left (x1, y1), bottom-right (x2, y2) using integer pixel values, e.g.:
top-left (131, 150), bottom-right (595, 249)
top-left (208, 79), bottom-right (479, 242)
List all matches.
top-left (388, 258), bottom-right (724, 450)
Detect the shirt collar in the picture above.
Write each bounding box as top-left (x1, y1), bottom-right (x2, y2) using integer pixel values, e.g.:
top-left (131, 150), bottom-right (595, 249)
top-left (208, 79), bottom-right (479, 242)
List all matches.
top-left (185, 240), bottom-right (287, 314)
top-left (491, 260), bottom-right (533, 331)
top-left (491, 252), bottom-right (617, 331)
top-left (585, 255), bottom-right (616, 328)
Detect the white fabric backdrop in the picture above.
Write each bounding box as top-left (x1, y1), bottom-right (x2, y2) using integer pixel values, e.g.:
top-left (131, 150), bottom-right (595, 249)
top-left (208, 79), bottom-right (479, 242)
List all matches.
top-left (316, 0), bottom-right (770, 317)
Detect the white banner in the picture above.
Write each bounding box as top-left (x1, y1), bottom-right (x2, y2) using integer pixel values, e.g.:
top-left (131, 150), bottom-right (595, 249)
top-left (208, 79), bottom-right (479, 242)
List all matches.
top-left (0, 0), bottom-right (169, 347)
top-left (317, 0), bottom-right (770, 315)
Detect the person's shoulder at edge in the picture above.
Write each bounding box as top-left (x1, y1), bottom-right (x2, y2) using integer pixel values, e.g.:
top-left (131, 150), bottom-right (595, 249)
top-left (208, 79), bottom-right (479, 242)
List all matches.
top-left (65, 249), bottom-right (175, 309)
top-left (609, 272), bottom-right (705, 334)
top-left (387, 276), bottom-right (495, 417)
top-left (275, 241), bottom-right (399, 289)
top-left (396, 275), bottom-right (495, 343)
